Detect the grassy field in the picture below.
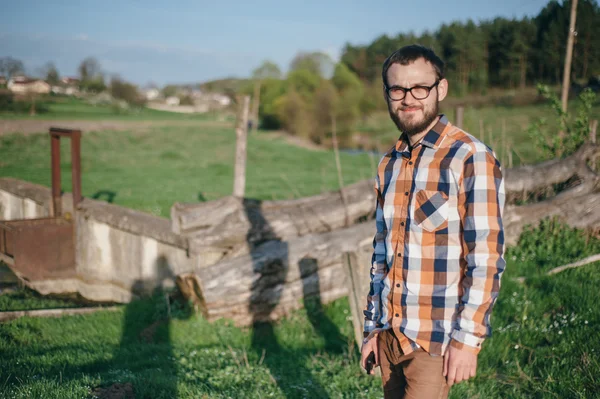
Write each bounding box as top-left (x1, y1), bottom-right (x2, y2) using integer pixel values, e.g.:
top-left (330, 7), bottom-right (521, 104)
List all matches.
top-left (0, 96), bottom-right (227, 121)
top-left (0, 220), bottom-right (599, 398)
top-left (0, 122), bottom-right (376, 217)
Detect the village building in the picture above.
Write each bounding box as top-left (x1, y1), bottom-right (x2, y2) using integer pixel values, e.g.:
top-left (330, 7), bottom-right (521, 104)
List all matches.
top-left (7, 76), bottom-right (51, 95)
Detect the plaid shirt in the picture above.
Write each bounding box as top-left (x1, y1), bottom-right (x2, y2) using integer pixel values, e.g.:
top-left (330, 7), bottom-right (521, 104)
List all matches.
top-left (363, 115), bottom-right (506, 356)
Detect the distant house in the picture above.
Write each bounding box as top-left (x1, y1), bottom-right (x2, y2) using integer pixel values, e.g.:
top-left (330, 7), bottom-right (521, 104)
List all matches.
top-left (211, 93), bottom-right (231, 106)
top-left (165, 96), bottom-right (180, 106)
top-left (8, 77), bottom-right (51, 95)
top-left (144, 88), bottom-right (160, 101)
top-left (61, 77), bottom-right (81, 86)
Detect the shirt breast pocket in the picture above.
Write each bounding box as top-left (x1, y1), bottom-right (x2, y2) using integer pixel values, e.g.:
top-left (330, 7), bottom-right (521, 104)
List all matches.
top-left (413, 190), bottom-right (449, 232)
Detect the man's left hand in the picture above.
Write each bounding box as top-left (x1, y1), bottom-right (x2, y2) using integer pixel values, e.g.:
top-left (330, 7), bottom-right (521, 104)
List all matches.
top-left (443, 344), bottom-right (478, 387)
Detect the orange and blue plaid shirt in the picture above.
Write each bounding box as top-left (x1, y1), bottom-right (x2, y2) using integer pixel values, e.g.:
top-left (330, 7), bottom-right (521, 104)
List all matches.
top-left (363, 115), bottom-right (506, 356)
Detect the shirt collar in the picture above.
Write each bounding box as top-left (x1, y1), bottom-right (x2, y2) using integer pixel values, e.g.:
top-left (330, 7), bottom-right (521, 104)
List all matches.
top-left (393, 114), bottom-right (450, 153)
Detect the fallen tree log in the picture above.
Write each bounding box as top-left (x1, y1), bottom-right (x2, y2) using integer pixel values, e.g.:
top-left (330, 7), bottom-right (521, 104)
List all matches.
top-left (171, 179), bottom-right (376, 261)
top-left (179, 188), bottom-right (600, 325)
top-left (503, 144), bottom-right (600, 204)
top-left (177, 222), bottom-right (373, 326)
top-left (181, 191), bottom-right (600, 326)
top-left (504, 192), bottom-right (600, 246)
top-left (175, 141), bottom-right (600, 324)
top-left (514, 253), bottom-right (600, 283)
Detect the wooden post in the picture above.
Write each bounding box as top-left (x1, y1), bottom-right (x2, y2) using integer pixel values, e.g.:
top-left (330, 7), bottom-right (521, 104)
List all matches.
top-left (233, 95), bottom-right (250, 198)
top-left (29, 93), bottom-right (37, 116)
top-left (70, 130), bottom-right (82, 209)
top-left (561, 0), bottom-right (579, 113)
top-left (590, 119), bottom-right (598, 144)
top-left (488, 127), bottom-right (495, 151)
top-left (251, 80), bottom-right (261, 134)
top-left (502, 119), bottom-right (507, 166)
top-left (331, 113), bottom-right (349, 226)
top-left (341, 248), bottom-right (373, 348)
top-left (479, 119), bottom-right (484, 141)
top-left (50, 134), bottom-right (61, 217)
top-left (368, 146), bottom-right (377, 179)
top-left (455, 106), bottom-right (464, 129)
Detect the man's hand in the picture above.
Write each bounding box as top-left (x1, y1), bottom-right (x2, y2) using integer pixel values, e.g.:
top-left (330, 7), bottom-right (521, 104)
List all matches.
top-left (360, 334), bottom-right (379, 375)
top-left (443, 344), bottom-right (477, 387)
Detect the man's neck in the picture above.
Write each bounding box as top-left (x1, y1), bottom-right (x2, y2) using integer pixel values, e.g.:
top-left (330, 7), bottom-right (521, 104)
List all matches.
top-left (407, 116), bottom-right (440, 147)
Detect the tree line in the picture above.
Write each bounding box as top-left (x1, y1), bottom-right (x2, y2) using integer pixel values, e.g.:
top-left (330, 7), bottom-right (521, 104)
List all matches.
top-left (341, 0), bottom-right (600, 92)
top-left (0, 56), bottom-right (145, 108)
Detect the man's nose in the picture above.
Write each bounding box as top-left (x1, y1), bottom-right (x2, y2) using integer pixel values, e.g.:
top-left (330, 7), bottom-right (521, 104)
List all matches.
top-left (401, 91), bottom-right (419, 106)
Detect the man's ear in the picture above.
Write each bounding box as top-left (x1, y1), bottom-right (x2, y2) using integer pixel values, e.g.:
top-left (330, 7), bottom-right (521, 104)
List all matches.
top-left (437, 78), bottom-right (448, 102)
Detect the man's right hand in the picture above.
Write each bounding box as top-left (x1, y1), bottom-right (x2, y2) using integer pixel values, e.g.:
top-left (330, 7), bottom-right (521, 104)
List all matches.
top-left (360, 334), bottom-right (379, 374)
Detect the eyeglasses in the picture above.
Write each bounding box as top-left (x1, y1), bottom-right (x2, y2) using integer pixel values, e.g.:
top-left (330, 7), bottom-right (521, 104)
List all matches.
top-left (385, 80), bottom-right (440, 101)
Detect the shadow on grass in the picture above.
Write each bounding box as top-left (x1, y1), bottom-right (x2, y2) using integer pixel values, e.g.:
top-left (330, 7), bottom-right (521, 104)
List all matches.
top-left (95, 255), bottom-right (193, 399)
top-left (25, 256), bottom-right (193, 398)
top-left (91, 190), bottom-right (117, 203)
top-left (299, 257), bottom-right (347, 355)
top-left (244, 199), bottom-right (347, 398)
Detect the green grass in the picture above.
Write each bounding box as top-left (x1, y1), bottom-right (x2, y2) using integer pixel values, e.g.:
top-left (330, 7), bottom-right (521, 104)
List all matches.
top-left (0, 97), bottom-right (225, 121)
top-left (0, 284), bottom-right (93, 311)
top-left (0, 123), bottom-right (375, 217)
top-left (0, 220), bottom-right (599, 398)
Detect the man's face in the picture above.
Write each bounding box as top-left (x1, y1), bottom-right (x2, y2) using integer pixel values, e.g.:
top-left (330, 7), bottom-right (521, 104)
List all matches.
top-left (384, 58), bottom-right (448, 137)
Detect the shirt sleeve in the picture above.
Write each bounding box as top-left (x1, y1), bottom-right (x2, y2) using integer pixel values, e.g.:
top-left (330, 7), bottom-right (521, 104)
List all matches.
top-left (363, 175), bottom-right (389, 338)
top-left (451, 146), bottom-right (506, 354)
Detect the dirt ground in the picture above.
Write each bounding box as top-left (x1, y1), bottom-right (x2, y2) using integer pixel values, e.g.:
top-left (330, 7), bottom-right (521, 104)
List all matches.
top-left (91, 383), bottom-right (135, 399)
top-left (0, 120), bottom-right (230, 136)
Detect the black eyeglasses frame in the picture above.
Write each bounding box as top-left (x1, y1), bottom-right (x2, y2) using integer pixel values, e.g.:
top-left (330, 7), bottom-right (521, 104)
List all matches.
top-left (385, 80), bottom-right (441, 101)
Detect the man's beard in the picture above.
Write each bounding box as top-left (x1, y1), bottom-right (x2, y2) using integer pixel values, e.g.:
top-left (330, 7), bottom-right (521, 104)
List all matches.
top-left (389, 101), bottom-right (439, 137)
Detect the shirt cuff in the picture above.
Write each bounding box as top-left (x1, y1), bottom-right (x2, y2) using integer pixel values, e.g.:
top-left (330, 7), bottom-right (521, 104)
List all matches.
top-left (363, 320), bottom-right (383, 343)
top-left (450, 329), bottom-right (485, 354)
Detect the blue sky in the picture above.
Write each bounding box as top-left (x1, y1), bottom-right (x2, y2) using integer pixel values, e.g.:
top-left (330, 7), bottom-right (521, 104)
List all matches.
top-left (1, 0), bottom-right (550, 86)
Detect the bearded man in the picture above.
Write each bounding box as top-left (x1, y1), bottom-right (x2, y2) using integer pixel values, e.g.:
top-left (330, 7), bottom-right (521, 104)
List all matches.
top-left (360, 45), bottom-right (506, 399)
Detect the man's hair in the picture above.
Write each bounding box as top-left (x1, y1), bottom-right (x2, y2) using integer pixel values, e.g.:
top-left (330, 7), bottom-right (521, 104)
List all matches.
top-left (382, 44), bottom-right (445, 86)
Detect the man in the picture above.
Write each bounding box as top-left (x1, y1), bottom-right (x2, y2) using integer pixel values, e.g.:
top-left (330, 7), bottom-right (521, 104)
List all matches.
top-left (360, 45), bottom-right (506, 398)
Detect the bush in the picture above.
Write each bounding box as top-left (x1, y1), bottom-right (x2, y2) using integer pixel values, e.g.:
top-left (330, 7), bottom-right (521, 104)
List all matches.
top-left (528, 84), bottom-right (597, 159)
top-left (0, 91), bottom-right (49, 114)
top-left (0, 90), bottom-right (14, 111)
top-left (179, 95), bottom-right (194, 106)
top-left (110, 78), bottom-right (146, 107)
